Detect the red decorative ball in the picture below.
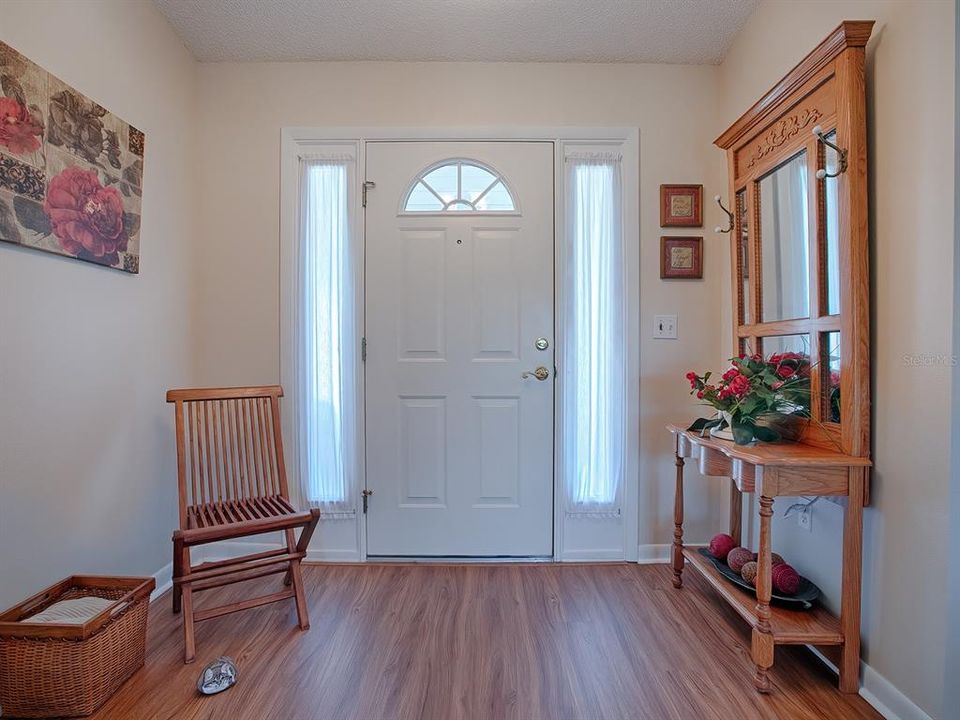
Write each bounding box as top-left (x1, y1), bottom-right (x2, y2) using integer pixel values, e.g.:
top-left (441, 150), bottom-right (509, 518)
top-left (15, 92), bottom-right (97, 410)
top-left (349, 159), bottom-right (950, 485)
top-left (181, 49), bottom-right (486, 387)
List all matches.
top-left (772, 563), bottom-right (801, 595)
top-left (740, 561), bottom-right (758, 586)
top-left (709, 533), bottom-right (736, 560)
top-left (726, 547), bottom-right (753, 573)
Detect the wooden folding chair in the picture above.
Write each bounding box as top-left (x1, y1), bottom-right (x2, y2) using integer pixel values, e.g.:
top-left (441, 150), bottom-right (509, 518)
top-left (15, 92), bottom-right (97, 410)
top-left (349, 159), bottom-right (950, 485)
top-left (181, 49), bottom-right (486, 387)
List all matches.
top-left (166, 386), bottom-right (320, 663)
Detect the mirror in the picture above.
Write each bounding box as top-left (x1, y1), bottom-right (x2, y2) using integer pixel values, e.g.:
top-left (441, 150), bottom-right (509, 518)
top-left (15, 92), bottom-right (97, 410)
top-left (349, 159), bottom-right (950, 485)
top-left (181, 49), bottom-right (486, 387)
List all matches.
top-left (823, 131), bottom-right (841, 315)
top-left (759, 151), bottom-right (810, 322)
top-left (821, 331), bottom-right (841, 422)
top-left (759, 334), bottom-right (811, 417)
top-left (736, 189), bottom-right (750, 324)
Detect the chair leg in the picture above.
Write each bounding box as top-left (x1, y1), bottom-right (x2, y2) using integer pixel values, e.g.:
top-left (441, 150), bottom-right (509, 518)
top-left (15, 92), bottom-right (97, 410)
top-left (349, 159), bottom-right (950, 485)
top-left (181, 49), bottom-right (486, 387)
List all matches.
top-left (285, 528), bottom-right (310, 630)
top-left (283, 510), bottom-right (320, 585)
top-left (172, 537), bottom-right (183, 614)
top-left (180, 543), bottom-right (196, 663)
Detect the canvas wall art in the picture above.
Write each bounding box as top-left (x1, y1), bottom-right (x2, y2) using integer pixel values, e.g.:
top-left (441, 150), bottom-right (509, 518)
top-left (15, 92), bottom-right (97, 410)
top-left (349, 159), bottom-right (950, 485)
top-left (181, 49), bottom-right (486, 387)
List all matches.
top-left (0, 40), bottom-right (143, 273)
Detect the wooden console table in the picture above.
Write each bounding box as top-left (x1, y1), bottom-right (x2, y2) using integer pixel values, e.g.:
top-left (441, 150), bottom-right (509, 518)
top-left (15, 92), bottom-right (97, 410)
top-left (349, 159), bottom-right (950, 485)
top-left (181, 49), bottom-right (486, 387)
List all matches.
top-left (668, 425), bottom-right (871, 694)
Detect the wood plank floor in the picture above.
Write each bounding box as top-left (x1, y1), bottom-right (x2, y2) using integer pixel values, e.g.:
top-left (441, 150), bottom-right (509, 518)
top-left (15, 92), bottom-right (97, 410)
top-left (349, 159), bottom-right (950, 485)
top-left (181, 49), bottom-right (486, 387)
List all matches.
top-left (93, 563), bottom-right (881, 720)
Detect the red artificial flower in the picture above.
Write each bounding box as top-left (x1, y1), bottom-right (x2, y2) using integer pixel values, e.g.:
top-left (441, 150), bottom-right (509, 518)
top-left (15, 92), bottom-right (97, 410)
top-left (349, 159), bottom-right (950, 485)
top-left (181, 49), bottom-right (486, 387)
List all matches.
top-left (722, 367), bottom-right (739, 381)
top-left (776, 365), bottom-right (796, 379)
top-left (44, 167), bottom-right (128, 265)
top-left (0, 96), bottom-right (43, 154)
top-left (728, 373), bottom-right (751, 398)
top-left (696, 390), bottom-right (705, 399)
top-left (772, 380), bottom-right (785, 390)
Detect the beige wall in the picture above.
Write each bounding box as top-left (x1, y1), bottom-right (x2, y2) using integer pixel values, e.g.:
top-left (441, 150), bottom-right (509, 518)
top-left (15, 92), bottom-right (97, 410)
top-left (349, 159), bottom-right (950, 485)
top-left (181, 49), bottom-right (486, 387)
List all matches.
top-left (718, 2), bottom-right (955, 717)
top-left (193, 61), bottom-right (732, 550)
top-left (0, 0), bottom-right (198, 608)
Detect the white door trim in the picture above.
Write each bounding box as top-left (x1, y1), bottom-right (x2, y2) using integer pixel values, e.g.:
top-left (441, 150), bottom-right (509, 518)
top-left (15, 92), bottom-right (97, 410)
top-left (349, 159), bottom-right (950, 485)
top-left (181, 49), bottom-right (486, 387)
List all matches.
top-left (280, 127), bottom-right (640, 562)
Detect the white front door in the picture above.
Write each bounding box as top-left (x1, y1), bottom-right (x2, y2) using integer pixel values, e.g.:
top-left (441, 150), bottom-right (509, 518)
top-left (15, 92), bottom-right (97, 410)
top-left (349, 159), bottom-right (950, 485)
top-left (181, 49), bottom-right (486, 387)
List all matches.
top-left (364, 141), bottom-right (554, 556)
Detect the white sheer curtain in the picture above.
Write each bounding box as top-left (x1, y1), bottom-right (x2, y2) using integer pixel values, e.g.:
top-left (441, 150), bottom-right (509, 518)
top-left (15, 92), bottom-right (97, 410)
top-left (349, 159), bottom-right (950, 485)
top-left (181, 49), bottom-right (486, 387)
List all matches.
top-left (561, 152), bottom-right (626, 517)
top-left (295, 154), bottom-right (357, 517)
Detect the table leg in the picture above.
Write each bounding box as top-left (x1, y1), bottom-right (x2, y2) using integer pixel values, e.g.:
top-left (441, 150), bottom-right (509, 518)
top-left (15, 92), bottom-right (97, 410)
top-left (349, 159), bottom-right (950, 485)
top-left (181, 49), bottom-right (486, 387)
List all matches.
top-left (752, 494), bottom-right (775, 693)
top-left (730, 480), bottom-right (743, 546)
top-left (839, 468), bottom-right (865, 693)
top-left (672, 453), bottom-right (685, 588)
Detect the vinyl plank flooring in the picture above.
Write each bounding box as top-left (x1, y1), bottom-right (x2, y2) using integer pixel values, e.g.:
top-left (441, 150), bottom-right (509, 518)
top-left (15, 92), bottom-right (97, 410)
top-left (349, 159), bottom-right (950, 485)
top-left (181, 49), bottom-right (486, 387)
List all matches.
top-left (91, 564), bottom-right (881, 720)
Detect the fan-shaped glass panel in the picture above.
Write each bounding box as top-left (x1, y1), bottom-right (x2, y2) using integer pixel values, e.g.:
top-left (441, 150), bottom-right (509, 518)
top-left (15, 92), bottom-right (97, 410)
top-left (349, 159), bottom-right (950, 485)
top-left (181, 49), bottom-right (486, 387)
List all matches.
top-left (405, 181), bottom-right (443, 212)
top-left (403, 160), bottom-right (516, 213)
top-left (475, 181), bottom-right (514, 211)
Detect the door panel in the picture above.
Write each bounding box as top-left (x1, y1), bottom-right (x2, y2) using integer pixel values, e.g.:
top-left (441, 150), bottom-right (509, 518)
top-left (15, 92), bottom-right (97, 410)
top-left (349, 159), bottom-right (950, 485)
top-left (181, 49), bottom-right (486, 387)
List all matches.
top-left (365, 141), bottom-right (554, 556)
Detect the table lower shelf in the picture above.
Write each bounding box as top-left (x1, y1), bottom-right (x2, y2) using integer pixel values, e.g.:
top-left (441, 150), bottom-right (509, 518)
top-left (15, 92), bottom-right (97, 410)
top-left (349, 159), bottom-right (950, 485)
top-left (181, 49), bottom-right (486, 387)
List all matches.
top-left (681, 546), bottom-right (843, 645)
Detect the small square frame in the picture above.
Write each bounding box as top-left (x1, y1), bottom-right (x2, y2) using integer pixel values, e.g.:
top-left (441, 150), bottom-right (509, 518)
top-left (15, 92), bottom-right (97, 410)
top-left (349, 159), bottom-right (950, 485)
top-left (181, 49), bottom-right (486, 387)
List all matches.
top-left (660, 236), bottom-right (703, 279)
top-left (660, 184), bottom-right (703, 227)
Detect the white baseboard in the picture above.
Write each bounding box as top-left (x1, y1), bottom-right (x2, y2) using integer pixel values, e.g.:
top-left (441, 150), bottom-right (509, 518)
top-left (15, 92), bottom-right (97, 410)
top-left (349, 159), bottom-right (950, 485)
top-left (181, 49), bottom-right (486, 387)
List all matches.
top-left (558, 549), bottom-right (626, 561)
top-left (807, 646), bottom-right (934, 720)
top-left (636, 543), bottom-right (670, 564)
top-left (305, 548), bottom-right (362, 561)
top-left (151, 561), bottom-right (173, 601)
top-left (860, 662), bottom-right (934, 720)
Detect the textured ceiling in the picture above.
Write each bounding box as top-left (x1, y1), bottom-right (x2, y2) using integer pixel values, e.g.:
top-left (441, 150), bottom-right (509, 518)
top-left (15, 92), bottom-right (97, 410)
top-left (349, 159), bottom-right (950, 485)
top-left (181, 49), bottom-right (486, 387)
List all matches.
top-left (152, 0), bottom-right (759, 64)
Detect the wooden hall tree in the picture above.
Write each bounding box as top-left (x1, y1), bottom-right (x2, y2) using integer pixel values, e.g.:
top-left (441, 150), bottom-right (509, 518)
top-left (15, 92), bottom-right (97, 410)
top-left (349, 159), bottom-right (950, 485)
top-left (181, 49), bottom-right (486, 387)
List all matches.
top-left (669, 20), bottom-right (874, 694)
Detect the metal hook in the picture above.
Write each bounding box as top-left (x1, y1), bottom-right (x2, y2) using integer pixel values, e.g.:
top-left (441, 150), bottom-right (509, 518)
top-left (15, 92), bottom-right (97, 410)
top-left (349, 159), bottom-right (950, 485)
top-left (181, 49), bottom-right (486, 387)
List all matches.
top-left (713, 194), bottom-right (734, 234)
top-left (812, 125), bottom-right (848, 179)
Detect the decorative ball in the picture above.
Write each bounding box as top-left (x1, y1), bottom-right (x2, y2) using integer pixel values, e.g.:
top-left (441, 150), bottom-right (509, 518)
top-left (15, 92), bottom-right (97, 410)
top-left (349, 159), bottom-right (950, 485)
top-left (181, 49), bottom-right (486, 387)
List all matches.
top-left (772, 563), bottom-right (801, 595)
top-left (740, 561), bottom-right (758, 586)
top-left (726, 547), bottom-right (753, 573)
top-left (709, 533), bottom-right (736, 560)
top-left (771, 553), bottom-right (786, 567)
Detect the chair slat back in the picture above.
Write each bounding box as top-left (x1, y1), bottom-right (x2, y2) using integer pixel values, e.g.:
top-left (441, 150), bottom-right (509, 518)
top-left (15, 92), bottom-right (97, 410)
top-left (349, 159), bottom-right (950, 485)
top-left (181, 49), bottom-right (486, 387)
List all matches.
top-left (167, 387), bottom-right (290, 530)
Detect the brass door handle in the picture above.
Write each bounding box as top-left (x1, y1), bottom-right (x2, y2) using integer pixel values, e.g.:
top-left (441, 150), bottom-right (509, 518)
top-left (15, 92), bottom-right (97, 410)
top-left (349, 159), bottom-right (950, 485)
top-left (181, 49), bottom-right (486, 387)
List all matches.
top-left (522, 366), bottom-right (550, 381)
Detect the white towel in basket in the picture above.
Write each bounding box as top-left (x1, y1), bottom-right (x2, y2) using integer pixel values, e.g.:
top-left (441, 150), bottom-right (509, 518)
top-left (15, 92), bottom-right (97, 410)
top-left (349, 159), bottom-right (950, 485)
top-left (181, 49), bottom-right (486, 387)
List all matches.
top-left (26, 596), bottom-right (116, 624)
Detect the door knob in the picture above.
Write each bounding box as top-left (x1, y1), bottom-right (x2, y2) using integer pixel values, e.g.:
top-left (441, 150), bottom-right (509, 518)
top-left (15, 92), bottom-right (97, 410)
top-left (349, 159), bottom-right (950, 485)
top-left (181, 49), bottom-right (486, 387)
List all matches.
top-left (522, 366), bottom-right (550, 381)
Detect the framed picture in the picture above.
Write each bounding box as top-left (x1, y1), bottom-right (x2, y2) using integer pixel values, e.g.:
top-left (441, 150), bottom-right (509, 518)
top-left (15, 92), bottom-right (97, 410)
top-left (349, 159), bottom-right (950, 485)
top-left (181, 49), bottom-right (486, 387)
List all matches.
top-left (660, 184), bottom-right (702, 227)
top-left (0, 40), bottom-right (144, 273)
top-left (661, 236), bottom-right (702, 279)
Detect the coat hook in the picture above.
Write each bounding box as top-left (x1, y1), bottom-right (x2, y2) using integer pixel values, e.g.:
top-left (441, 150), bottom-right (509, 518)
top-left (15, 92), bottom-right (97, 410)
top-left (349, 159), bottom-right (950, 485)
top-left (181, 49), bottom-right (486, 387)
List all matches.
top-left (713, 194), bottom-right (734, 234)
top-left (812, 125), bottom-right (848, 179)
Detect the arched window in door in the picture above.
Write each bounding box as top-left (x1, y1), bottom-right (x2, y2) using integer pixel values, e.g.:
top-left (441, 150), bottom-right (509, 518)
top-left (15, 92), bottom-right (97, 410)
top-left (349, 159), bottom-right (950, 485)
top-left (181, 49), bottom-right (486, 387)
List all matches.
top-left (402, 159), bottom-right (518, 213)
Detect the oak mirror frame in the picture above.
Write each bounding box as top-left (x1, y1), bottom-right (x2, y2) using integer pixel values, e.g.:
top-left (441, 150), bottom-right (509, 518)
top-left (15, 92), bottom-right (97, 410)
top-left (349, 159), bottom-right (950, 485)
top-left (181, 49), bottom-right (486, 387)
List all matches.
top-left (715, 21), bottom-right (873, 492)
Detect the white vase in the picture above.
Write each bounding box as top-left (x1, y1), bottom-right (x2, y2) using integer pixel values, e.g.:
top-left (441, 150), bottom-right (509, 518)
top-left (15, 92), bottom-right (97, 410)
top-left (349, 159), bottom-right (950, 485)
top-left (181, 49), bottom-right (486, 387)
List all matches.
top-left (709, 411), bottom-right (736, 441)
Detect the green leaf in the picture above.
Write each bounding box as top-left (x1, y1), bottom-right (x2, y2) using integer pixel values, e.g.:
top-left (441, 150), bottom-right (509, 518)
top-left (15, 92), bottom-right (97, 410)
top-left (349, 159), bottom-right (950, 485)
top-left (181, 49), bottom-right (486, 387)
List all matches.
top-left (687, 417), bottom-right (721, 433)
top-left (731, 420), bottom-right (755, 445)
top-left (753, 425), bottom-right (781, 443)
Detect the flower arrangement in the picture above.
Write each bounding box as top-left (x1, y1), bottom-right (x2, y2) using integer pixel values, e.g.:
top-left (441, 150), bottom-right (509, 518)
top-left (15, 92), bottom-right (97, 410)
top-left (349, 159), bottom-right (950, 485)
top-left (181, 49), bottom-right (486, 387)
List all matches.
top-left (685, 352), bottom-right (812, 444)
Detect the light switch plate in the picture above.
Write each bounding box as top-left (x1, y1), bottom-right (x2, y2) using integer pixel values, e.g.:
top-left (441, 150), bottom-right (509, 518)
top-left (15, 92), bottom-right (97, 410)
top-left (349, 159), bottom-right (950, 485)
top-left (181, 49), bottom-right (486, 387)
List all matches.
top-left (653, 314), bottom-right (678, 339)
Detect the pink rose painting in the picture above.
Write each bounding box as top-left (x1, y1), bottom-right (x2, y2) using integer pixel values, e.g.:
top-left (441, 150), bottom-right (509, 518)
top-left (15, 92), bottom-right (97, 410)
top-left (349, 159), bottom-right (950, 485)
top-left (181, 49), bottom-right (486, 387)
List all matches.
top-left (44, 167), bottom-right (128, 266)
top-left (0, 96), bottom-right (43, 155)
top-left (0, 39), bottom-right (143, 273)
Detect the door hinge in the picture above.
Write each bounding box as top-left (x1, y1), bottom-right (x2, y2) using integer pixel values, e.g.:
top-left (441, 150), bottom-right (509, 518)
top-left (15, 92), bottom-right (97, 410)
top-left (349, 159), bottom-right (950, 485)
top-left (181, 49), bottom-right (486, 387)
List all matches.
top-left (361, 336), bottom-right (367, 362)
top-left (362, 180), bottom-right (376, 207)
top-left (361, 489), bottom-right (373, 513)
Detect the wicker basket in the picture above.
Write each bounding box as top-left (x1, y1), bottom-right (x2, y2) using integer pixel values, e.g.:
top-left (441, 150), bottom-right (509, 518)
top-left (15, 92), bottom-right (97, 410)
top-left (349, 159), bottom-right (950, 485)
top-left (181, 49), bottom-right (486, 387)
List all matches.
top-left (0, 575), bottom-right (154, 718)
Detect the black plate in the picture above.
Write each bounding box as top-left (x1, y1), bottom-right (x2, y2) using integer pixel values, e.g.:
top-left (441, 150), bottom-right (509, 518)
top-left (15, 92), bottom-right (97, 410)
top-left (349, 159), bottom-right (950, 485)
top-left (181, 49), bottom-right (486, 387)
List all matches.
top-left (697, 548), bottom-right (821, 610)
